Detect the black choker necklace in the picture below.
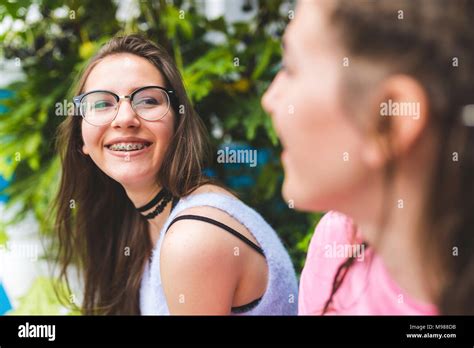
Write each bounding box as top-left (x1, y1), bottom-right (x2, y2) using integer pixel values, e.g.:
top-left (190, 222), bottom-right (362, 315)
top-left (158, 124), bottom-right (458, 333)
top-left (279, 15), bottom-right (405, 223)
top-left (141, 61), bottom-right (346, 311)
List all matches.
top-left (137, 189), bottom-right (168, 213)
top-left (137, 189), bottom-right (179, 220)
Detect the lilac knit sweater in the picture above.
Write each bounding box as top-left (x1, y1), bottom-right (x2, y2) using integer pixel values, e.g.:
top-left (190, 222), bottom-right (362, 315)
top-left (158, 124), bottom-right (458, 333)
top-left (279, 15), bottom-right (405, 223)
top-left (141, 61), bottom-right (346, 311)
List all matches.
top-left (139, 192), bottom-right (298, 315)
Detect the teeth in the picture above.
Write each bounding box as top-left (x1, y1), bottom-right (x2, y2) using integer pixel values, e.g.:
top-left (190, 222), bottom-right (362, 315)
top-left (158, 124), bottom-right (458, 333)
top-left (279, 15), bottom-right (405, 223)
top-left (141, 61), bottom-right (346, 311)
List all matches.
top-left (108, 142), bottom-right (149, 151)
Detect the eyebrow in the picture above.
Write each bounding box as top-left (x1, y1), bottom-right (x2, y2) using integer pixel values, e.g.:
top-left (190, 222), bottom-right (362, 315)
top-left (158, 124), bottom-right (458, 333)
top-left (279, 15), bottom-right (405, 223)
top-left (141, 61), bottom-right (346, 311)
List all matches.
top-left (84, 85), bottom-right (166, 95)
top-left (127, 85), bottom-right (164, 93)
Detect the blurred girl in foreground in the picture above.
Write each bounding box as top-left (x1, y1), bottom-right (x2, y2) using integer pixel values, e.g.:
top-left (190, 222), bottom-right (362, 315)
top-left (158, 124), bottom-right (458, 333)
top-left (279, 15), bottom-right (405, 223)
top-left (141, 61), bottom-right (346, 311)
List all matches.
top-left (263, 0), bottom-right (474, 314)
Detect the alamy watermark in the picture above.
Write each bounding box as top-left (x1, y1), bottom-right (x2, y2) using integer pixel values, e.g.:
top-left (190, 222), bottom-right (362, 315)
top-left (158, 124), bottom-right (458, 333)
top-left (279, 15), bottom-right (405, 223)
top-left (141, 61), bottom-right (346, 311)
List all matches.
top-left (324, 242), bottom-right (365, 262)
top-left (0, 241), bottom-right (40, 262)
top-left (380, 99), bottom-right (420, 120)
top-left (55, 99), bottom-right (78, 117)
top-left (18, 322), bottom-right (55, 341)
top-left (217, 146), bottom-right (258, 168)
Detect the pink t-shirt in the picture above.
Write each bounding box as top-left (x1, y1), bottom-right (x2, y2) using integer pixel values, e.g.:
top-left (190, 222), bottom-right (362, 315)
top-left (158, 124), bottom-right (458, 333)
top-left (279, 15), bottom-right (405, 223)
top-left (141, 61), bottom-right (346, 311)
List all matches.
top-left (299, 211), bottom-right (438, 315)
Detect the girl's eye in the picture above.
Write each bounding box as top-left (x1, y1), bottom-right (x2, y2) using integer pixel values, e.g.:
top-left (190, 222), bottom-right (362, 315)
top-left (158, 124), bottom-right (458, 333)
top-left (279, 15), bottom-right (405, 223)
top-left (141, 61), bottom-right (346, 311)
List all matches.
top-left (93, 101), bottom-right (114, 109)
top-left (135, 98), bottom-right (159, 106)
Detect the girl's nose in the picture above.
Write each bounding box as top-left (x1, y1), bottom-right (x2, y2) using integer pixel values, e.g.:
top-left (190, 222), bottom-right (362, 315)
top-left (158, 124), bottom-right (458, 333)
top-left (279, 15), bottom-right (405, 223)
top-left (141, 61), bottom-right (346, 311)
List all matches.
top-left (261, 73), bottom-right (283, 116)
top-left (111, 98), bottom-right (141, 129)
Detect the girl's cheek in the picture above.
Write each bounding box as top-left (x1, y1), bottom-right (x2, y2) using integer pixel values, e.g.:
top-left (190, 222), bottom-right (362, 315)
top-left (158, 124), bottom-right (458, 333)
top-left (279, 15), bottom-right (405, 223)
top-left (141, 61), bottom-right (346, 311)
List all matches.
top-left (81, 123), bottom-right (103, 155)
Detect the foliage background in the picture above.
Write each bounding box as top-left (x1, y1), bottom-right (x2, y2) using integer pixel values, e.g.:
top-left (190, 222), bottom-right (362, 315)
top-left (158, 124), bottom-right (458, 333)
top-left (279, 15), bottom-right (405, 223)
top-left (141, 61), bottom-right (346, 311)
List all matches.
top-left (0, 0), bottom-right (321, 314)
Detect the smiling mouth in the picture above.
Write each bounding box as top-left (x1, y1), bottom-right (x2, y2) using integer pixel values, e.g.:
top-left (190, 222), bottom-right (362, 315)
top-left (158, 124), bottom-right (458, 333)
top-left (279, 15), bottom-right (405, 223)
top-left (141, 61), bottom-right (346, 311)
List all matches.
top-left (105, 142), bottom-right (152, 152)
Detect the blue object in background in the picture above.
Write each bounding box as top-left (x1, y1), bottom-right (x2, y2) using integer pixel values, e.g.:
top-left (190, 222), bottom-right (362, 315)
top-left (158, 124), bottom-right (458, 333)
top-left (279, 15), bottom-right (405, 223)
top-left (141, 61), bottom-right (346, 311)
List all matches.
top-left (0, 282), bottom-right (12, 315)
top-left (0, 89), bottom-right (14, 100)
top-left (0, 89), bottom-right (13, 113)
top-left (0, 175), bottom-right (9, 203)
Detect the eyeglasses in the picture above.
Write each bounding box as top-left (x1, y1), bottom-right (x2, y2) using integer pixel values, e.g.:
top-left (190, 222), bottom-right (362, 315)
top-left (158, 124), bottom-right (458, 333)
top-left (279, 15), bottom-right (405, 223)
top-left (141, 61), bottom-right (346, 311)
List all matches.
top-left (73, 86), bottom-right (176, 126)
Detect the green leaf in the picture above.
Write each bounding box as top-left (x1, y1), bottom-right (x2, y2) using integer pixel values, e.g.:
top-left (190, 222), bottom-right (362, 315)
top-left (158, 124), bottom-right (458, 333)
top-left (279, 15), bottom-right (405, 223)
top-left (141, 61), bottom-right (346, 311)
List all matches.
top-left (0, 228), bottom-right (8, 246)
top-left (27, 155), bottom-right (40, 171)
top-left (24, 133), bottom-right (41, 156)
top-left (251, 39), bottom-right (279, 81)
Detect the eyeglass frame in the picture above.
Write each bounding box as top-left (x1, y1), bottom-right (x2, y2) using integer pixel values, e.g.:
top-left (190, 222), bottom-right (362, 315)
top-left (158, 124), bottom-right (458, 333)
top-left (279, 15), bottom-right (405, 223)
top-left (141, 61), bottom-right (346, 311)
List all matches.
top-left (73, 85), bottom-right (178, 126)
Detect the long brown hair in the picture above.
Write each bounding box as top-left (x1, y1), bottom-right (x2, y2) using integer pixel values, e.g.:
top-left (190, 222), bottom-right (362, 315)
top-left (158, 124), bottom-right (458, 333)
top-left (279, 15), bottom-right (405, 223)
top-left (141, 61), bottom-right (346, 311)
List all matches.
top-left (53, 35), bottom-right (212, 314)
top-left (322, 0), bottom-right (474, 314)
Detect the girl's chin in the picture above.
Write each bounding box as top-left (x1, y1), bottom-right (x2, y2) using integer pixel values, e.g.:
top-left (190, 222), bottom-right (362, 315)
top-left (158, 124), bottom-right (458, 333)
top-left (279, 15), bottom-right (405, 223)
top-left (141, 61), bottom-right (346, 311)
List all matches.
top-left (106, 169), bottom-right (157, 189)
top-left (282, 176), bottom-right (322, 212)
top-left (282, 177), bottom-right (301, 207)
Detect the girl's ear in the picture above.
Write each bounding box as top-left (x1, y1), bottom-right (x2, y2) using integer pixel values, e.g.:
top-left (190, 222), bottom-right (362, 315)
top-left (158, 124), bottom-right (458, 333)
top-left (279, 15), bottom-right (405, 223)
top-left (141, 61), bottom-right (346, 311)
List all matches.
top-left (361, 74), bottom-right (429, 170)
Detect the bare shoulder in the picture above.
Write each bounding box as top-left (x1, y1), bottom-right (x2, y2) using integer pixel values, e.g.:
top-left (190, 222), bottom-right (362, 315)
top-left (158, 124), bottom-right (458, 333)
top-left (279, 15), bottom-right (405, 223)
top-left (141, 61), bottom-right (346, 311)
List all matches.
top-left (162, 183), bottom-right (250, 265)
top-left (161, 195), bottom-right (250, 276)
top-left (160, 183), bottom-right (268, 314)
top-left (160, 201), bottom-right (242, 314)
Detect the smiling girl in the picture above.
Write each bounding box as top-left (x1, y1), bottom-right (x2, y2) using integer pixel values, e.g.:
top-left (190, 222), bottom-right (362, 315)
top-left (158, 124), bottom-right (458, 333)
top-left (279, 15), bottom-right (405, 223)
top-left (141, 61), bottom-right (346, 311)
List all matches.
top-left (53, 35), bottom-right (298, 315)
top-left (263, 0), bottom-right (474, 314)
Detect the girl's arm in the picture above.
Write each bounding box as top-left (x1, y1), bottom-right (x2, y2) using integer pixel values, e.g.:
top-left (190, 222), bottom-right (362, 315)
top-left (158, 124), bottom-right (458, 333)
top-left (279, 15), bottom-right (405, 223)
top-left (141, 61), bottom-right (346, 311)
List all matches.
top-left (160, 217), bottom-right (242, 315)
